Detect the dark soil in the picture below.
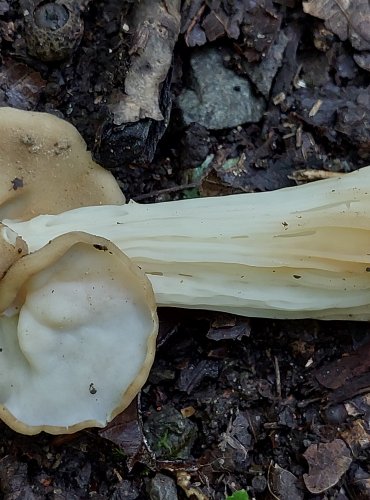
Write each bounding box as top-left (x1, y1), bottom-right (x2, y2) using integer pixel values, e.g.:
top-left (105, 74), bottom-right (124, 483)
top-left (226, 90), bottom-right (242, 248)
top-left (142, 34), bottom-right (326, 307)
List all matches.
top-left (0, 1), bottom-right (370, 499)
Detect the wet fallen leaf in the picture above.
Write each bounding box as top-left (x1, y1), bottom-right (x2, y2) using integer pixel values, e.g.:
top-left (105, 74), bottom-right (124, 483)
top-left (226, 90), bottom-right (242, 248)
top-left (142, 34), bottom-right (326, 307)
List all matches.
top-left (182, 0), bottom-right (281, 61)
top-left (328, 372), bottom-right (370, 404)
top-left (207, 316), bottom-right (251, 341)
top-left (0, 58), bottom-right (46, 109)
top-left (315, 339), bottom-right (370, 390)
top-left (303, 0), bottom-right (370, 51)
top-left (269, 464), bottom-right (303, 500)
top-left (177, 359), bottom-right (220, 394)
top-left (341, 418), bottom-right (370, 455)
top-left (344, 393), bottom-right (370, 418)
top-left (303, 439), bottom-right (352, 494)
top-left (99, 397), bottom-right (151, 470)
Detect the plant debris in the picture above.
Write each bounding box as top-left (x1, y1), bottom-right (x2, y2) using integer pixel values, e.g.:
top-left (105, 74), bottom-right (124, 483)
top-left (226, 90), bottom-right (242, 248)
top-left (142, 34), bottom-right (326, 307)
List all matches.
top-left (303, 439), bottom-right (352, 494)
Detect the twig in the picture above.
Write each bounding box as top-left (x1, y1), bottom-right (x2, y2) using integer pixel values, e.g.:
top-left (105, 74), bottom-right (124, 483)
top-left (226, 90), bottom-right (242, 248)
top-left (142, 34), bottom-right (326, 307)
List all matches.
top-left (132, 183), bottom-right (198, 201)
top-left (274, 355), bottom-right (282, 400)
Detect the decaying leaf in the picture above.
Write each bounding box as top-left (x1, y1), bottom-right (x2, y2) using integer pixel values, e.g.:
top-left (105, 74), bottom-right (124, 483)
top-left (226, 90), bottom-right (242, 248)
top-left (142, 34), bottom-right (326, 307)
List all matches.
top-left (270, 464), bottom-right (303, 500)
top-left (99, 397), bottom-right (153, 470)
top-left (303, 439), bottom-right (352, 494)
top-left (181, 0), bottom-right (281, 61)
top-left (303, 0), bottom-right (370, 51)
top-left (341, 419), bottom-right (370, 454)
top-left (0, 58), bottom-right (46, 109)
top-left (315, 339), bottom-right (370, 390)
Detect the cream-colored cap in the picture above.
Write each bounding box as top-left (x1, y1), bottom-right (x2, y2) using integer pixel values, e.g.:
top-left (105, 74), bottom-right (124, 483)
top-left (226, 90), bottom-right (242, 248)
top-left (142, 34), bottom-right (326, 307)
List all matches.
top-left (0, 107), bottom-right (125, 220)
top-left (0, 232), bottom-right (158, 435)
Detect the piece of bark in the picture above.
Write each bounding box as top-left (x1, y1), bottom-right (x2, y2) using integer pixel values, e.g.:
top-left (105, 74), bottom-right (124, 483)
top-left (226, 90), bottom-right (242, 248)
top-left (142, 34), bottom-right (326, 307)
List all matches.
top-left (303, 0), bottom-right (370, 51)
top-left (107, 0), bottom-right (181, 124)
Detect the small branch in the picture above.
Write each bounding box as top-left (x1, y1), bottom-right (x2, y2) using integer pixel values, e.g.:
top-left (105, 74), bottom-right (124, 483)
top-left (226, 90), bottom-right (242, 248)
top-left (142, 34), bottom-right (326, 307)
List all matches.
top-left (132, 183), bottom-right (198, 201)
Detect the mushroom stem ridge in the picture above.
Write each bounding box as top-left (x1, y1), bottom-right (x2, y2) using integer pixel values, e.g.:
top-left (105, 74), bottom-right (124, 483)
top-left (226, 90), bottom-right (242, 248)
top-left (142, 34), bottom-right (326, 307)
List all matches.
top-left (4, 166), bottom-right (370, 320)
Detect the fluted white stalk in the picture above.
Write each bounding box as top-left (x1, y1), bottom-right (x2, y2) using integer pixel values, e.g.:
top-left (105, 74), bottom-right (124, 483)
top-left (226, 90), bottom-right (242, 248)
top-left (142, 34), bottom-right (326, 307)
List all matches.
top-left (4, 167), bottom-right (370, 320)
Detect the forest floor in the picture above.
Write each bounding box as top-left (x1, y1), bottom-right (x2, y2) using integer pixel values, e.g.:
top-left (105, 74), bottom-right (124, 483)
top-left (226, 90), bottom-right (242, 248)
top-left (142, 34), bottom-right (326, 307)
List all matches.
top-left (0, 1), bottom-right (369, 499)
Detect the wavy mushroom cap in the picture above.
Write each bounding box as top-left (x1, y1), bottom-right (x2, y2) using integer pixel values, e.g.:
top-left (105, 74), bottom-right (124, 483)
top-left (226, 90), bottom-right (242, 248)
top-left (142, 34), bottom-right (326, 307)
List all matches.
top-left (0, 107), bottom-right (125, 220)
top-left (0, 232), bottom-right (158, 435)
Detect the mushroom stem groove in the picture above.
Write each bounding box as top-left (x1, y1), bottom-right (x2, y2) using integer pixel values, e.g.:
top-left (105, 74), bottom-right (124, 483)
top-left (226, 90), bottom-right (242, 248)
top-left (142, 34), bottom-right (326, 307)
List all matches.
top-left (4, 166), bottom-right (370, 320)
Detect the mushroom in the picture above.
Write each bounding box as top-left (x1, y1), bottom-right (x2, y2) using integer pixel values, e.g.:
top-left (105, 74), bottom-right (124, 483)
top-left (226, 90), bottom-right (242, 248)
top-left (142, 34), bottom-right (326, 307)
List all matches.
top-left (0, 107), bottom-right (125, 220)
top-left (1, 109), bottom-right (369, 434)
top-left (4, 165), bottom-right (370, 321)
top-left (0, 231), bottom-right (158, 435)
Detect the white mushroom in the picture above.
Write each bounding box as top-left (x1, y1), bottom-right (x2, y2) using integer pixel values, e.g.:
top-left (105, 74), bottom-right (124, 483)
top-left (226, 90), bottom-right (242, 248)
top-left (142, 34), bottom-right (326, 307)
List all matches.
top-left (0, 232), bottom-right (158, 435)
top-left (1, 109), bottom-right (370, 435)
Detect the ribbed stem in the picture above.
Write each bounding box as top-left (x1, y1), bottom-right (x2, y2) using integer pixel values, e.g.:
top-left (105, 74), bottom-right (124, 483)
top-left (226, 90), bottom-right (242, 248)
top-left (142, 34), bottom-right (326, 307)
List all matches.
top-left (4, 167), bottom-right (370, 320)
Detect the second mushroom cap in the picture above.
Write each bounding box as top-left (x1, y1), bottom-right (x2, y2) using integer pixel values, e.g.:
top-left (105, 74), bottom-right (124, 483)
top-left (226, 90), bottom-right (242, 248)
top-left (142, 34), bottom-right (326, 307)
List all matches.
top-left (0, 107), bottom-right (125, 221)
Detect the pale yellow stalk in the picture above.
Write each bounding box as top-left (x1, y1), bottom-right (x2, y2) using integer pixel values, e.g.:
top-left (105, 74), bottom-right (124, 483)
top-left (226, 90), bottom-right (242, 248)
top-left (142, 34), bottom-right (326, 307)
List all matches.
top-left (4, 167), bottom-right (370, 320)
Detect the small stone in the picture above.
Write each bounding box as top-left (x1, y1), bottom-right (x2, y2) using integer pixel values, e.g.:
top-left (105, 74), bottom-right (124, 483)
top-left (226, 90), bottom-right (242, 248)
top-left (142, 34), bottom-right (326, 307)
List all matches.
top-left (178, 47), bottom-right (265, 130)
top-left (148, 473), bottom-right (178, 500)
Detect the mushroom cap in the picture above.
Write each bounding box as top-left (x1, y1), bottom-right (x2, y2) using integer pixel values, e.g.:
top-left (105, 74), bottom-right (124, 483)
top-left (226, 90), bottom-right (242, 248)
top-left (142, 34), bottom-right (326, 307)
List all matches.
top-left (0, 107), bottom-right (125, 220)
top-left (0, 232), bottom-right (158, 435)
